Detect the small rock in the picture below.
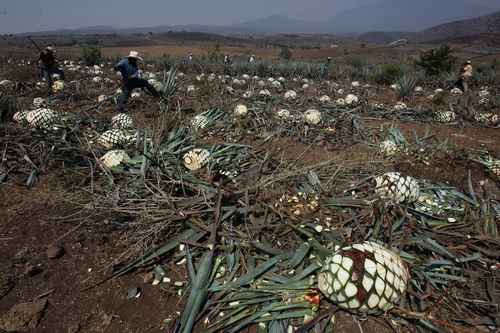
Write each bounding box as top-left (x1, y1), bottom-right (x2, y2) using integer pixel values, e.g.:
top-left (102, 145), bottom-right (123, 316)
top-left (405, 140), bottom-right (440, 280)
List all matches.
top-left (46, 244), bottom-right (65, 259)
top-left (127, 287), bottom-right (141, 299)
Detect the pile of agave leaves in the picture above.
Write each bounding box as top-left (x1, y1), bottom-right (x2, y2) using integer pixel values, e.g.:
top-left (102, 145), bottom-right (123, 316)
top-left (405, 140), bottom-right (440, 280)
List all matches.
top-left (1, 67), bottom-right (500, 333)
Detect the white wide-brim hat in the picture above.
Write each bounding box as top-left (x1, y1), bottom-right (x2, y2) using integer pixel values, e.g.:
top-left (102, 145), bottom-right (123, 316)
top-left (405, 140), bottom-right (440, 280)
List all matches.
top-left (128, 51), bottom-right (143, 62)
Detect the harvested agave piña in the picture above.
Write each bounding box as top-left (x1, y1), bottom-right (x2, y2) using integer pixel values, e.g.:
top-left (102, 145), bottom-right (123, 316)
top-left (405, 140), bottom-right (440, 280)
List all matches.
top-left (318, 241), bottom-right (410, 314)
top-left (374, 172), bottom-right (420, 204)
top-left (183, 149), bottom-right (211, 171)
top-left (234, 104), bottom-right (248, 117)
top-left (100, 150), bottom-right (131, 168)
top-left (13, 111), bottom-right (30, 126)
top-left (304, 109), bottom-right (322, 125)
top-left (97, 129), bottom-right (136, 149)
top-left (474, 113), bottom-right (499, 126)
top-left (26, 108), bottom-right (60, 129)
top-left (191, 114), bottom-right (209, 130)
top-left (433, 111), bottom-right (456, 123)
top-left (111, 113), bottom-right (134, 129)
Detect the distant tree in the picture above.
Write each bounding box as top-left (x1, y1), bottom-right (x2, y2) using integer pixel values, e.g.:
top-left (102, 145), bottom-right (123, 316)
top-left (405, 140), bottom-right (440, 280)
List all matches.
top-left (279, 46), bottom-right (292, 60)
top-left (84, 38), bottom-right (99, 46)
top-left (81, 46), bottom-right (102, 66)
top-left (415, 44), bottom-right (456, 76)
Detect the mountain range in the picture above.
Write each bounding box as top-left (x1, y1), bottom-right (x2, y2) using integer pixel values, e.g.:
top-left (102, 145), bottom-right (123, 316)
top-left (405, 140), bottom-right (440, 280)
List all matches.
top-left (19, 0), bottom-right (500, 39)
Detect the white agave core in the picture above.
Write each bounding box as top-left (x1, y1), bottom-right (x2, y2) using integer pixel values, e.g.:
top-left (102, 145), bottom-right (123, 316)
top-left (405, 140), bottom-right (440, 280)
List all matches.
top-left (304, 109), bottom-right (322, 125)
top-left (375, 172), bottom-right (420, 203)
top-left (100, 150), bottom-right (130, 168)
top-left (234, 104), bottom-right (248, 116)
top-left (183, 149), bottom-right (211, 171)
top-left (318, 241), bottom-right (409, 314)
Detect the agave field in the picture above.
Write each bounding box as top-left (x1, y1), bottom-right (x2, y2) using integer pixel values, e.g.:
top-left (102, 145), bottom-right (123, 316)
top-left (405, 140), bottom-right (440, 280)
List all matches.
top-left (0, 54), bottom-right (499, 333)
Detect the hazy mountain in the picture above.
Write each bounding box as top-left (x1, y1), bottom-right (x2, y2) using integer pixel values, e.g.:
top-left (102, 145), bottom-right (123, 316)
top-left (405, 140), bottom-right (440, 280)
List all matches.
top-left (328, 0), bottom-right (499, 33)
top-left (231, 15), bottom-right (325, 34)
top-left (18, 0), bottom-right (500, 37)
top-left (416, 10), bottom-right (500, 42)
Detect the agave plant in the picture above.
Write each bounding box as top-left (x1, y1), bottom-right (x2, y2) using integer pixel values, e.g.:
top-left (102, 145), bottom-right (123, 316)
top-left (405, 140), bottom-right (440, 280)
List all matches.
top-left (159, 67), bottom-right (184, 104)
top-left (395, 74), bottom-right (417, 100)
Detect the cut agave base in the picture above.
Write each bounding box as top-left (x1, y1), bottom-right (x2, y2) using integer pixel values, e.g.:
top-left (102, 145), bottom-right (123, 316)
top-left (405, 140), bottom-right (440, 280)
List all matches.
top-left (100, 150), bottom-right (131, 168)
top-left (374, 172), bottom-right (420, 204)
top-left (183, 149), bottom-right (211, 171)
top-left (318, 241), bottom-right (410, 314)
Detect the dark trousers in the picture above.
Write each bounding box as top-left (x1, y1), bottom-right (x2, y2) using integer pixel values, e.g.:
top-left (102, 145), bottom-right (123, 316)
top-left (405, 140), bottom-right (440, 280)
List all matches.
top-left (456, 77), bottom-right (469, 93)
top-left (117, 78), bottom-right (161, 112)
top-left (41, 67), bottom-right (65, 88)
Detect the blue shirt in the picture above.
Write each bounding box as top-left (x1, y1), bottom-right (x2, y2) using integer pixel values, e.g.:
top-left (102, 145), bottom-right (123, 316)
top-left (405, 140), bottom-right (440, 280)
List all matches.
top-left (114, 58), bottom-right (139, 81)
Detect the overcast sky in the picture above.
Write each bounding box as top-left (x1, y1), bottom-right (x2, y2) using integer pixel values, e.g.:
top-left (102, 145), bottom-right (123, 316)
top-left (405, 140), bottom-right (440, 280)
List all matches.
top-left (0, 0), bottom-right (498, 34)
top-left (0, 0), bottom-right (378, 33)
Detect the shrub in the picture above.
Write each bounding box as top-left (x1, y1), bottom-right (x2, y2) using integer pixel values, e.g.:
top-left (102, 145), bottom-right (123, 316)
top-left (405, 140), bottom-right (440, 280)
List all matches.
top-left (415, 45), bottom-right (456, 76)
top-left (374, 64), bottom-right (404, 85)
top-left (81, 46), bottom-right (102, 66)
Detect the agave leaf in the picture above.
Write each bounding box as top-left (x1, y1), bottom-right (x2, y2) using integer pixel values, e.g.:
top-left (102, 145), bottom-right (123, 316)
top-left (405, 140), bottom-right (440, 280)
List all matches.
top-left (417, 237), bottom-right (456, 260)
top-left (424, 272), bottom-right (466, 283)
top-left (206, 307), bottom-right (252, 332)
top-left (210, 255), bottom-right (284, 292)
top-left (288, 263), bottom-right (321, 282)
top-left (268, 320), bottom-right (289, 333)
top-left (417, 319), bottom-right (444, 332)
top-left (285, 242), bottom-right (311, 269)
top-left (114, 229), bottom-right (205, 278)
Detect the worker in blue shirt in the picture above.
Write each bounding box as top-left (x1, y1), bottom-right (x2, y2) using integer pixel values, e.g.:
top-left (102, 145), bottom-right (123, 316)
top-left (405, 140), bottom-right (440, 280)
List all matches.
top-left (114, 51), bottom-right (161, 112)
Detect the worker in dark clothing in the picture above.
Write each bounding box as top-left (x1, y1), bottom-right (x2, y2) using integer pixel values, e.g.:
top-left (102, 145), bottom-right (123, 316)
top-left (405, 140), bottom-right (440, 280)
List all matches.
top-left (321, 57), bottom-right (332, 79)
top-left (223, 54), bottom-right (232, 75)
top-left (114, 51), bottom-right (161, 113)
top-left (38, 46), bottom-right (65, 91)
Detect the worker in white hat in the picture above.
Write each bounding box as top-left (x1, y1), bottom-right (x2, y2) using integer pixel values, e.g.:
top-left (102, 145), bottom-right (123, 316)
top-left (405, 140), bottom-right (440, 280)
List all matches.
top-left (456, 60), bottom-right (473, 93)
top-left (37, 46), bottom-right (65, 93)
top-left (114, 50), bottom-right (160, 112)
